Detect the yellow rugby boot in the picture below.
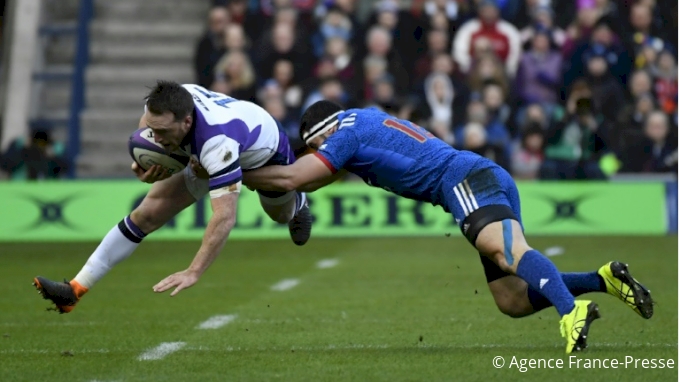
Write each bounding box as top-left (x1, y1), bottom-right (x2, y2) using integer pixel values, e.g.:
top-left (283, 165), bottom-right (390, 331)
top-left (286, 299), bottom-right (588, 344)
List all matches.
top-left (560, 300), bottom-right (601, 354)
top-left (598, 261), bottom-right (653, 319)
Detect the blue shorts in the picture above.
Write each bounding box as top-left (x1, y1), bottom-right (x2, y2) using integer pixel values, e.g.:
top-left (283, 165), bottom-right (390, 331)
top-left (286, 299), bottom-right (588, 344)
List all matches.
top-left (443, 162), bottom-right (522, 229)
top-left (443, 162), bottom-right (523, 283)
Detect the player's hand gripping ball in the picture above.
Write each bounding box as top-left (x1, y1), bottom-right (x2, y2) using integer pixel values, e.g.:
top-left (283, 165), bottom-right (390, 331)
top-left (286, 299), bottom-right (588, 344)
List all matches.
top-left (128, 128), bottom-right (190, 174)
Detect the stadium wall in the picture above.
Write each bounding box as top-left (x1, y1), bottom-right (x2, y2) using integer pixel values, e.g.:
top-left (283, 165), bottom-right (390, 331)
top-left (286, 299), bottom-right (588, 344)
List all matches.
top-left (0, 181), bottom-right (675, 242)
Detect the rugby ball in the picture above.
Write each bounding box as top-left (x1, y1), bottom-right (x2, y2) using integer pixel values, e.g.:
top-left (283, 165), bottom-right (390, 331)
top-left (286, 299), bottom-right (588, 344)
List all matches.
top-left (128, 128), bottom-right (190, 174)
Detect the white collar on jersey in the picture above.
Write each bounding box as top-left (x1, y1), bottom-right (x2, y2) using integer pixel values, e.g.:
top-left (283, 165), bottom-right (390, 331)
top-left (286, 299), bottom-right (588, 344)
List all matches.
top-left (302, 111), bottom-right (343, 145)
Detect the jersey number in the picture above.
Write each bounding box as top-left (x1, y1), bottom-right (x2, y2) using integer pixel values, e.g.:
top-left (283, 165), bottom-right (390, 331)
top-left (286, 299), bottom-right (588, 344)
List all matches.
top-left (196, 87), bottom-right (237, 108)
top-left (383, 119), bottom-right (434, 143)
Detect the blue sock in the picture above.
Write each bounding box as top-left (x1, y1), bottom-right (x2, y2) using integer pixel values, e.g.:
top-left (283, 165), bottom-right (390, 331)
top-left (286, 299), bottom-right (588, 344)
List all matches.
top-left (527, 272), bottom-right (606, 312)
top-left (515, 250), bottom-right (575, 316)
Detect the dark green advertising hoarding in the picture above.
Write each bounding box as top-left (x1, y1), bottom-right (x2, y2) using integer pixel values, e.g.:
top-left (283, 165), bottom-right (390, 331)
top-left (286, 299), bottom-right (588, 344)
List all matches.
top-left (0, 181), bottom-right (667, 241)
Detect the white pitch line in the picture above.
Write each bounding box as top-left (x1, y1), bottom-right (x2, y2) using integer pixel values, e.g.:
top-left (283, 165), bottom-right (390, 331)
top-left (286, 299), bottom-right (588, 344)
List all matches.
top-left (137, 342), bottom-right (186, 361)
top-left (196, 314), bottom-right (238, 330)
top-left (316, 259), bottom-right (339, 269)
top-left (270, 278), bottom-right (300, 291)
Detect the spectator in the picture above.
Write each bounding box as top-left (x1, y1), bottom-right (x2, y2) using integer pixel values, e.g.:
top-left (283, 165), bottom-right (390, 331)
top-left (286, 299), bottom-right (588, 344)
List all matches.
top-left (262, 96), bottom-right (305, 154)
top-left (518, 5), bottom-right (567, 49)
top-left (193, 6), bottom-right (230, 88)
top-left (413, 28), bottom-right (450, 82)
top-left (617, 92), bottom-right (657, 131)
top-left (311, 7), bottom-right (353, 58)
top-left (421, 72), bottom-right (456, 145)
top-left (259, 0), bottom-right (316, 17)
top-left (565, 18), bottom-right (631, 89)
top-left (541, 97), bottom-right (607, 180)
top-left (515, 103), bottom-right (550, 130)
top-left (254, 21), bottom-right (312, 80)
top-left (511, 124), bottom-right (545, 180)
top-left (428, 53), bottom-right (470, 126)
top-left (455, 100), bottom-right (511, 155)
top-left (212, 50), bottom-right (258, 102)
top-left (628, 3), bottom-right (669, 71)
top-left (366, 0), bottom-right (421, 74)
top-left (628, 69), bottom-right (655, 101)
top-left (225, 0), bottom-right (261, 41)
top-left (482, 82), bottom-right (511, 127)
top-left (583, 53), bottom-right (624, 123)
top-left (365, 74), bottom-right (407, 118)
top-left (302, 76), bottom-right (349, 112)
top-left (270, 59), bottom-right (303, 111)
top-left (650, 50), bottom-right (678, 114)
top-left (224, 23), bottom-right (249, 52)
top-left (0, 130), bottom-right (68, 180)
top-left (561, 0), bottom-right (601, 58)
top-left (620, 111), bottom-right (678, 173)
top-left (515, 28), bottom-right (562, 106)
top-left (414, 0), bottom-right (469, 32)
top-left (322, 34), bottom-right (356, 85)
top-left (361, 25), bottom-right (409, 97)
top-left (460, 122), bottom-right (510, 170)
top-left (452, 0), bottom-right (522, 77)
top-left (468, 53), bottom-right (509, 97)
top-left (362, 54), bottom-right (388, 102)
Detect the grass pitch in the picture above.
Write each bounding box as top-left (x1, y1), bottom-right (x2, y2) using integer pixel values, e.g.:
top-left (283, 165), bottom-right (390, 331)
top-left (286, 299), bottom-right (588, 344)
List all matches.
top-left (0, 236), bottom-right (677, 381)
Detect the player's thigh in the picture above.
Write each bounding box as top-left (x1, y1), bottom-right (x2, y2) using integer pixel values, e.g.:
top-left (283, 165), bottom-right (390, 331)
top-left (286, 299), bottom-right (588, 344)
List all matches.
top-left (474, 219), bottom-right (531, 270)
top-left (258, 189), bottom-right (297, 223)
top-left (133, 168), bottom-right (202, 230)
top-left (251, 131), bottom-right (298, 221)
top-left (447, 167), bottom-right (529, 270)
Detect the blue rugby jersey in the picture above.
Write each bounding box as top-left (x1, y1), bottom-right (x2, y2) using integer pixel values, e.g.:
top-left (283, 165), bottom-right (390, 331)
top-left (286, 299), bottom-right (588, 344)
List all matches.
top-left (315, 108), bottom-right (496, 211)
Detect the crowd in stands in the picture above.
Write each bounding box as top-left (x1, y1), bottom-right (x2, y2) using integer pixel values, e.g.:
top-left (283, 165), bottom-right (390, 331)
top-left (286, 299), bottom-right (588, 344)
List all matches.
top-left (1, 0), bottom-right (676, 180)
top-left (194, 0), bottom-right (678, 180)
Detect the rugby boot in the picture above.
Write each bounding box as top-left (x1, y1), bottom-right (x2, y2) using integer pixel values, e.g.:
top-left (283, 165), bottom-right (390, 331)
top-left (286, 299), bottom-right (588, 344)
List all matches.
top-left (560, 300), bottom-right (601, 354)
top-left (288, 200), bottom-right (312, 246)
top-left (598, 261), bottom-right (653, 319)
top-left (33, 277), bottom-right (88, 314)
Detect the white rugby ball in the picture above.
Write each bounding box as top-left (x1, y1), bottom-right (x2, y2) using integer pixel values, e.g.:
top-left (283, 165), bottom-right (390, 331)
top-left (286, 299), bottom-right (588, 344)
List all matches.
top-left (128, 128), bottom-right (190, 174)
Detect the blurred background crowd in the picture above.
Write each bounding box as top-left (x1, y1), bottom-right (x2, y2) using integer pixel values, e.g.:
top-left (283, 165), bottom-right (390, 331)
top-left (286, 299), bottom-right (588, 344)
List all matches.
top-left (1, 0), bottom-right (678, 181)
top-left (193, 0), bottom-right (678, 182)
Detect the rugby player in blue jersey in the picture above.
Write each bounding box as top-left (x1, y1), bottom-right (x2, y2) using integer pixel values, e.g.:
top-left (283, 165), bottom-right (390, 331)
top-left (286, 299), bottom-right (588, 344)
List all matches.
top-left (243, 100), bottom-right (654, 354)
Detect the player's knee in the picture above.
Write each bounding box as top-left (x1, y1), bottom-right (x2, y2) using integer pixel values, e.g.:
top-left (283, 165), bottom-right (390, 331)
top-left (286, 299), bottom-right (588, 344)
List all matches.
top-left (129, 207), bottom-right (163, 234)
top-left (487, 251), bottom-right (514, 274)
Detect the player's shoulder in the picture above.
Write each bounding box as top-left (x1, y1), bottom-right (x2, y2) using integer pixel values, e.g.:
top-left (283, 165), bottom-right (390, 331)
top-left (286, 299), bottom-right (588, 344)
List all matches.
top-left (337, 107), bottom-right (383, 131)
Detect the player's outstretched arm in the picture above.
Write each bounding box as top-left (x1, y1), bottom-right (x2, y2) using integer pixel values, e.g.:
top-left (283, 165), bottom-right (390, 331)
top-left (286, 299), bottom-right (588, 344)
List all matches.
top-left (152, 187), bottom-right (239, 296)
top-left (243, 154), bottom-right (334, 192)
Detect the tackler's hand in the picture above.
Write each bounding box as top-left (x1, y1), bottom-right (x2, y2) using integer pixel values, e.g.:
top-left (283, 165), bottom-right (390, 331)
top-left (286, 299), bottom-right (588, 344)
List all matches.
top-left (190, 158), bottom-right (209, 179)
top-left (132, 162), bottom-right (171, 184)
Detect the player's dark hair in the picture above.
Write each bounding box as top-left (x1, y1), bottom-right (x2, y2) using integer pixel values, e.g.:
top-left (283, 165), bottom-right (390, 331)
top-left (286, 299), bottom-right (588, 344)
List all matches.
top-left (299, 100), bottom-right (344, 141)
top-left (145, 80), bottom-right (194, 121)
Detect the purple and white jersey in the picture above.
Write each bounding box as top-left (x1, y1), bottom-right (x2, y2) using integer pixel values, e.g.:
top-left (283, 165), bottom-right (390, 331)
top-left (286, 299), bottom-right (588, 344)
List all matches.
top-left (179, 84), bottom-right (281, 192)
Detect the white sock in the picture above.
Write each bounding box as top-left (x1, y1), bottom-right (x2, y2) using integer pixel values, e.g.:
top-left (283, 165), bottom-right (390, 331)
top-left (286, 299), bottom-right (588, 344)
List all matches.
top-left (74, 216), bottom-right (145, 289)
top-left (295, 192), bottom-right (307, 213)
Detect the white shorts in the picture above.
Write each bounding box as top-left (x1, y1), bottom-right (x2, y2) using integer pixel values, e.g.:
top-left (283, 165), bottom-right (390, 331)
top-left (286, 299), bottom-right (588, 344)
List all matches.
top-left (182, 165), bottom-right (209, 200)
top-left (182, 166), bottom-right (296, 206)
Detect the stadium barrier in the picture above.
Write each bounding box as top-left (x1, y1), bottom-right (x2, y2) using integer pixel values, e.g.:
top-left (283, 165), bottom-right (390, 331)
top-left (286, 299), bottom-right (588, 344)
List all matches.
top-left (0, 180), bottom-right (673, 242)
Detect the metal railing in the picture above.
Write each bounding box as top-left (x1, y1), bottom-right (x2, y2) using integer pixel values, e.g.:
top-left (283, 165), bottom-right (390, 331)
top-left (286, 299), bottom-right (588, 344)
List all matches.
top-left (66, 0), bottom-right (93, 178)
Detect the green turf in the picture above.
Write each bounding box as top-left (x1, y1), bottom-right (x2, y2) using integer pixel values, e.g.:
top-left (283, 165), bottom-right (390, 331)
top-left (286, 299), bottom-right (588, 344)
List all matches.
top-left (0, 236), bottom-right (677, 381)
